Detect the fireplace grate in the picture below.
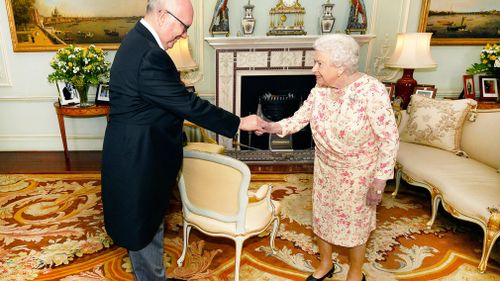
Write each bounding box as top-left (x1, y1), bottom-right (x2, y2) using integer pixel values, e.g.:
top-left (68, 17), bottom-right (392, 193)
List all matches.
top-left (225, 149), bottom-right (314, 163)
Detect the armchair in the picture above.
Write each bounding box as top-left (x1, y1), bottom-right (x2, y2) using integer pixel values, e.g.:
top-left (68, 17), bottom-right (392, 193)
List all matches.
top-left (176, 149), bottom-right (280, 281)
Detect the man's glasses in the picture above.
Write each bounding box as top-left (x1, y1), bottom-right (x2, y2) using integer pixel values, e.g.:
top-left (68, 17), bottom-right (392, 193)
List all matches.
top-left (161, 10), bottom-right (190, 33)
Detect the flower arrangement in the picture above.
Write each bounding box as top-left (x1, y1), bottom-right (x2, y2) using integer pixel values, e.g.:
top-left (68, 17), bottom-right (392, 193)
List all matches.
top-left (48, 45), bottom-right (110, 105)
top-left (466, 42), bottom-right (500, 77)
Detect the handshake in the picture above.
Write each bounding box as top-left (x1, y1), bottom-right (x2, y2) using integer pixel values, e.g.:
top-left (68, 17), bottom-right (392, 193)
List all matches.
top-left (239, 114), bottom-right (281, 135)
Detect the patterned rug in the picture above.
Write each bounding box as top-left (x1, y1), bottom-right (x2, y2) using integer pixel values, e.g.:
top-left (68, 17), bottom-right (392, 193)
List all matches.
top-left (1, 173), bottom-right (499, 281)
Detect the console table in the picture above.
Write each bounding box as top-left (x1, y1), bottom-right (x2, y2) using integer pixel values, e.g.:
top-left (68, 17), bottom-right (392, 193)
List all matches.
top-left (53, 102), bottom-right (110, 163)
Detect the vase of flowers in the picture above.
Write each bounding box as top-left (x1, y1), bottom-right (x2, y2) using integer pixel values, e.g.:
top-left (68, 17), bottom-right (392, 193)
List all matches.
top-left (48, 45), bottom-right (110, 107)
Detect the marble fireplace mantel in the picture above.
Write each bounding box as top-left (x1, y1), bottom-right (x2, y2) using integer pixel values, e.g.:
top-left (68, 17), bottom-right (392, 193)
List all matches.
top-left (205, 35), bottom-right (376, 148)
top-left (205, 35), bottom-right (375, 50)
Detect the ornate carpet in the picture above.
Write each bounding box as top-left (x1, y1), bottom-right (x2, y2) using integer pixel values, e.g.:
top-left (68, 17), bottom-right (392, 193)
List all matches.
top-left (1, 173), bottom-right (499, 281)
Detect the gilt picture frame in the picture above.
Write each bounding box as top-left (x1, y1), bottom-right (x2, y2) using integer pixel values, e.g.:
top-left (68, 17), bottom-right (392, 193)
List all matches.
top-left (417, 0), bottom-right (500, 45)
top-left (5, 0), bottom-right (143, 52)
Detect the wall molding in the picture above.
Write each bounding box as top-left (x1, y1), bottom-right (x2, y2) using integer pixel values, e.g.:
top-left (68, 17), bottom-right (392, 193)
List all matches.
top-left (0, 96), bottom-right (57, 102)
top-left (0, 28), bottom-right (11, 87)
top-left (0, 134), bottom-right (104, 151)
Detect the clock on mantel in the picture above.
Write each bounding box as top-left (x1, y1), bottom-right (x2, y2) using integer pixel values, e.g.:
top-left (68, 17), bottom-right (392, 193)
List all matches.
top-left (267, 0), bottom-right (306, 36)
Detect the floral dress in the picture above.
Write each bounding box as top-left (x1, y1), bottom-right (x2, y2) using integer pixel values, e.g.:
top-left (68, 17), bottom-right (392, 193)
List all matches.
top-left (277, 74), bottom-right (399, 247)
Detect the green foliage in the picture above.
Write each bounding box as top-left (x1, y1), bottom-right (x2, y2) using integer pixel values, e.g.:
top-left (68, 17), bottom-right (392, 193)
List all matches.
top-left (47, 45), bottom-right (110, 88)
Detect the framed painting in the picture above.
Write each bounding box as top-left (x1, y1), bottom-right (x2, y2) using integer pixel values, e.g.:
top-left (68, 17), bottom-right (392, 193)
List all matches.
top-left (5, 0), bottom-right (144, 52)
top-left (479, 76), bottom-right (499, 101)
top-left (418, 0), bottom-right (500, 45)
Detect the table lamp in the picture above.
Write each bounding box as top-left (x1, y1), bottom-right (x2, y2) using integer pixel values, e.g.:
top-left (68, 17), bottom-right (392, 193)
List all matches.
top-left (167, 37), bottom-right (198, 87)
top-left (385, 32), bottom-right (437, 109)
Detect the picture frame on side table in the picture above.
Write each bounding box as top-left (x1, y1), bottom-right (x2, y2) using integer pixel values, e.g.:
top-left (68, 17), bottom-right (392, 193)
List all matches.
top-left (414, 86), bottom-right (437, 99)
top-left (56, 81), bottom-right (80, 106)
top-left (479, 76), bottom-right (499, 101)
top-left (462, 74), bottom-right (476, 99)
top-left (95, 83), bottom-right (110, 104)
top-left (382, 82), bottom-right (395, 101)
top-left (417, 0), bottom-right (500, 45)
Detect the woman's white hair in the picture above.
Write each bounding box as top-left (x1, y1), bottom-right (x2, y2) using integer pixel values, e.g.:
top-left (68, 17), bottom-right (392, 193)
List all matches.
top-left (313, 34), bottom-right (360, 74)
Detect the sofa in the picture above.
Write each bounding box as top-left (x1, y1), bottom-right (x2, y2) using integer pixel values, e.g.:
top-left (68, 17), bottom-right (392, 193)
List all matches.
top-left (392, 95), bottom-right (500, 272)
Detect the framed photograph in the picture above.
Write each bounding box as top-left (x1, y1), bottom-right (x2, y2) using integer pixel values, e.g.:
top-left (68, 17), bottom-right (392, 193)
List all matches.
top-left (414, 86), bottom-right (437, 98)
top-left (56, 81), bottom-right (80, 106)
top-left (479, 76), bottom-right (499, 101)
top-left (382, 82), bottom-right (395, 101)
top-left (95, 83), bottom-right (110, 103)
top-left (462, 74), bottom-right (476, 99)
top-left (5, 0), bottom-right (143, 52)
top-left (418, 0), bottom-right (500, 45)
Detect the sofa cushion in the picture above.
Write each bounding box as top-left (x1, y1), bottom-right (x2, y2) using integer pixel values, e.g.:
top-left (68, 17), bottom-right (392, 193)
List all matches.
top-left (398, 142), bottom-right (500, 222)
top-left (400, 95), bottom-right (477, 152)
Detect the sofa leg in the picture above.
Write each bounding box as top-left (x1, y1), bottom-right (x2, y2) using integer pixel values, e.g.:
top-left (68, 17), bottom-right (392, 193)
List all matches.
top-left (426, 194), bottom-right (441, 229)
top-left (478, 215), bottom-right (500, 273)
top-left (391, 167), bottom-right (402, 198)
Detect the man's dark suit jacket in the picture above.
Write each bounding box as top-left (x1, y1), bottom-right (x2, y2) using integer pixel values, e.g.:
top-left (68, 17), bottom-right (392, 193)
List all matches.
top-left (101, 22), bottom-right (240, 251)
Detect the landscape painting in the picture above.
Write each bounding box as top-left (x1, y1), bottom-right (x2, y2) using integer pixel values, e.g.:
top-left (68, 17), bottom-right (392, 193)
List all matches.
top-left (418, 0), bottom-right (500, 45)
top-left (6, 0), bottom-right (146, 52)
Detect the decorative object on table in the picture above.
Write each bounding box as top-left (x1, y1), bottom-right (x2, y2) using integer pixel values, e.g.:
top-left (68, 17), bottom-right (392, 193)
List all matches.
top-left (241, 0), bottom-right (256, 36)
top-left (385, 33), bottom-right (437, 109)
top-left (414, 86), bottom-right (437, 99)
top-left (382, 82), bottom-right (395, 101)
top-left (478, 76), bottom-right (499, 102)
top-left (55, 81), bottom-right (80, 106)
top-left (48, 44), bottom-right (110, 107)
top-left (345, 0), bottom-right (367, 34)
top-left (462, 74), bottom-right (476, 99)
top-left (466, 42), bottom-right (500, 102)
top-left (95, 83), bottom-right (110, 104)
top-left (267, 0), bottom-right (306, 36)
top-left (320, 0), bottom-right (335, 34)
top-left (418, 0), bottom-right (500, 45)
top-left (167, 37), bottom-right (198, 87)
top-left (466, 42), bottom-right (500, 77)
top-left (209, 0), bottom-right (230, 37)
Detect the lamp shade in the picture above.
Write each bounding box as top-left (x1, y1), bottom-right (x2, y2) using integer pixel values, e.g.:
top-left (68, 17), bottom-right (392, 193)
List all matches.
top-left (385, 33), bottom-right (437, 69)
top-left (167, 37), bottom-right (198, 71)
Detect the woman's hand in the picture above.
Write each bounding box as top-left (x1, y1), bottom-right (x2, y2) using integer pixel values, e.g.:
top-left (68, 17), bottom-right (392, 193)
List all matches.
top-left (366, 178), bottom-right (386, 206)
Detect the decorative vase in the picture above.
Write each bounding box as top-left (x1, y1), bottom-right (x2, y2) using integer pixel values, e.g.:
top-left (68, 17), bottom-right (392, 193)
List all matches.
top-left (242, 0), bottom-right (255, 36)
top-left (320, 0), bottom-right (335, 34)
top-left (75, 83), bottom-right (93, 107)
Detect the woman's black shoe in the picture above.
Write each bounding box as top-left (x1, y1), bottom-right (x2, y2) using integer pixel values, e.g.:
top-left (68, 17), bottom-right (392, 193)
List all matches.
top-left (361, 272), bottom-right (367, 281)
top-left (305, 263), bottom-right (337, 281)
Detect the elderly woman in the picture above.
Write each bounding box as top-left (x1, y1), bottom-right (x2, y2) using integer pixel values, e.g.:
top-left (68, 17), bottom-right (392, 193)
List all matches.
top-left (263, 34), bottom-right (399, 281)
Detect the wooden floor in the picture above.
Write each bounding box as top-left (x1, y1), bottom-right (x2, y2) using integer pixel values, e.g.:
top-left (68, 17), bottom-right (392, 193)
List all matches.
top-left (0, 151), bottom-right (313, 173)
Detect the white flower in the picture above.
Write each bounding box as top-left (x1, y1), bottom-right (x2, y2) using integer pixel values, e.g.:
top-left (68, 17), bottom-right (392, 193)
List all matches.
top-left (495, 58), bottom-right (500, 68)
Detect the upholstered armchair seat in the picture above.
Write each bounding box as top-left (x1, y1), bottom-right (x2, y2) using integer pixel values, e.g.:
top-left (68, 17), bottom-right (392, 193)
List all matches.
top-left (177, 149), bottom-right (280, 281)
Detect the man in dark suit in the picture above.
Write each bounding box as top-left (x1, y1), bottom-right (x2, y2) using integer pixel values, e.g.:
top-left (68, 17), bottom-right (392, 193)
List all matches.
top-left (101, 0), bottom-right (265, 280)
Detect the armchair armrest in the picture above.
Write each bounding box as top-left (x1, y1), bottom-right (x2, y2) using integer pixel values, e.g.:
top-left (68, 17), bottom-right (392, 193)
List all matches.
top-left (248, 184), bottom-right (271, 203)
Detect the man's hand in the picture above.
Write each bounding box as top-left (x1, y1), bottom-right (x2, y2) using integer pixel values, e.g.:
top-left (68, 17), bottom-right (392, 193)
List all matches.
top-left (366, 178), bottom-right (386, 206)
top-left (239, 115), bottom-right (266, 133)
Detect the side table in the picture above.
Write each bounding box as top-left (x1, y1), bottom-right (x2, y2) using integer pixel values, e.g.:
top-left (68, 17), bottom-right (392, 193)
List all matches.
top-left (53, 102), bottom-right (110, 163)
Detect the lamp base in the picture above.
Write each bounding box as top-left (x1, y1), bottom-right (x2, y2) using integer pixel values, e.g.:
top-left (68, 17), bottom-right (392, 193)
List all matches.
top-left (395, 68), bottom-right (417, 109)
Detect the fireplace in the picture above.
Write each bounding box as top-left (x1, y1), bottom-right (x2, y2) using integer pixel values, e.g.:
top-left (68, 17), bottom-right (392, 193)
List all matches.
top-left (239, 74), bottom-right (316, 150)
top-left (205, 35), bottom-right (373, 150)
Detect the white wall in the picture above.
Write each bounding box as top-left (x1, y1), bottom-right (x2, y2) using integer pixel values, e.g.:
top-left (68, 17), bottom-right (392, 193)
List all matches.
top-left (0, 0), bottom-right (483, 151)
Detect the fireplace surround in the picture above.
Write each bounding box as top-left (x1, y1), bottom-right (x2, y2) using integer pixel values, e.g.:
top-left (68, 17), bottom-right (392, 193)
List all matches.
top-left (205, 35), bottom-right (375, 149)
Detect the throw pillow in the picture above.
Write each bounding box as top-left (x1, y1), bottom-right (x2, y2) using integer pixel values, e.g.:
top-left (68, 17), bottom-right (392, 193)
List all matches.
top-left (400, 95), bottom-right (477, 152)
